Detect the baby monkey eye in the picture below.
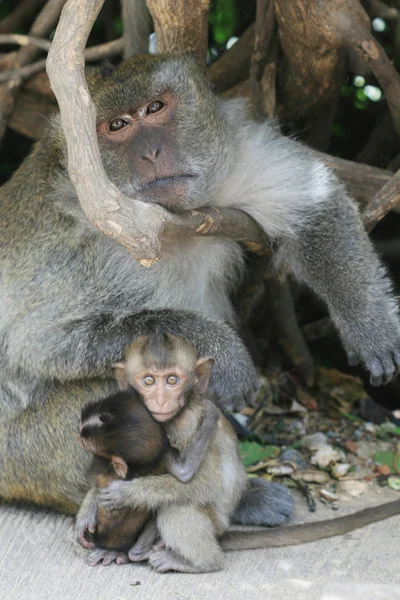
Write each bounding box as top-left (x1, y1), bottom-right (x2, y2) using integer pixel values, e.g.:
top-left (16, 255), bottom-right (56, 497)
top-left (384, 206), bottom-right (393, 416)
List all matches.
top-left (166, 375), bottom-right (179, 385)
top-left (109, 118), bottom-right (129, 132)
top-left (146, 100), bottom-right (164, 115)
top-left (143, 375), bottom-right (156, 386)
top-left (99, 413), bottom-right (113, 424)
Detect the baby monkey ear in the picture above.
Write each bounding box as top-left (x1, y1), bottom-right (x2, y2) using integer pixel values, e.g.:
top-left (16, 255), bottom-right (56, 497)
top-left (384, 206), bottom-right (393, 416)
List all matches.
top-left (195, 357), bottom-right (215, 394)
top-left (111, 455), bottom-right (129, 479)
top-left (113, 362), bottom-right (129, 391)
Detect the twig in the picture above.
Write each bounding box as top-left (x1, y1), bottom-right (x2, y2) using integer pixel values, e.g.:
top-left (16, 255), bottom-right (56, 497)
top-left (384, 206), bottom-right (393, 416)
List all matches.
top-left (353, 34), bottom-right (400, 138)
top-left (363, 167), bottom-right (400, 231)
top-left (0, 34), bottom-right (51, 52)
top-left (265, 275), bottom-right (314, 385)
top-left (209, 23), bottom-right (254, 92)
top-left (251, 0), bottom-right (274, 120)
top-left (293, 478), bottom-right (317, 512)
top-left (146, 0), bottom-right (210, 60)
top-left (302, 317), bottom-right (334, 343)
top-left (0, 38), bottom-right (124, 83)
top-left (47, 0), bottom-right (269, 266)
top-left (0, 0), bottom-right (46, 35)
top-left (0, 0), bottom-right (67, 146)
top-left (122, 0), bottom-right (152, 58)
top-left (368, 0), bottom-right (398, 21)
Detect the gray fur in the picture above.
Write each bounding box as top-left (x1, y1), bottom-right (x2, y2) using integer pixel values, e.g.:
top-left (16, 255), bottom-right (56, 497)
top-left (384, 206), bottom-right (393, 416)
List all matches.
top-left (0, 54), bottom-right (398, 523)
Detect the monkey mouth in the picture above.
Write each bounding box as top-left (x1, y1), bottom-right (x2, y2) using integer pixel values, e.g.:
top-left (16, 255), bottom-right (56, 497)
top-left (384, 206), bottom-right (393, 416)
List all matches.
top-left (150, 409), bottom-right (179, 422)
top-left (141, 174), bottom-right (196, 190)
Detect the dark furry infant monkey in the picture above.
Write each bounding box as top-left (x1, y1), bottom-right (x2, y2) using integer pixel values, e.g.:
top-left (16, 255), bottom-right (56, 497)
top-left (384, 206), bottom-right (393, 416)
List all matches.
top-left (76, 335), bottom-right (221, 567)
top-left (97, 330), bottom-right (249, 573)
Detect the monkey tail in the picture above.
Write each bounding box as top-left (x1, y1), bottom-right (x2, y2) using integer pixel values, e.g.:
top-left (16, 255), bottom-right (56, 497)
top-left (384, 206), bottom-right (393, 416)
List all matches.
top-left (220, 499), bottom-right (400, 550)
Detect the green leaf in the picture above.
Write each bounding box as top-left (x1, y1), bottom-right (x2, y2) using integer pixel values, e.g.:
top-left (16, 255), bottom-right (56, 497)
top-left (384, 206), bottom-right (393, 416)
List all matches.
top-left (388, 476), bottom-right (400, 491)
top-left (374, 451), bottom-right (396, 472)
top-left (239, 441), bottom-right (277, 467)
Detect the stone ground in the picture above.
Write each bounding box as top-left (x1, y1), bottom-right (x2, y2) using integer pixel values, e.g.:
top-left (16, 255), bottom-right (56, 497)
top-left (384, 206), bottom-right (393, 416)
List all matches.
top-left (1, 486), bottom-right (400, 600)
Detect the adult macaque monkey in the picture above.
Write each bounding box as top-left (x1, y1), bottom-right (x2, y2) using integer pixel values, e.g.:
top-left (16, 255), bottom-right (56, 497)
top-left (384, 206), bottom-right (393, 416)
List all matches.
top-left (76, 389), bottom-right (219, 566)
top-left (0, 52), bottom-right (399, 520)
top-left (100, 331), bottom-right (248, 573)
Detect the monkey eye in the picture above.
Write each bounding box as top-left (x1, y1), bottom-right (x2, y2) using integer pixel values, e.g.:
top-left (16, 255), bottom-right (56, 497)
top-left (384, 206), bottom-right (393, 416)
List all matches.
top-left (99, 413), bottom-right (113, 424)
top-left (166, 375), bottom-right (179, 386)
top-left (143, 375), bottom-right (156, 386)
top-left (109, 118), bottom-right (129, 132)
top-left (146, 100), bottom-right (164, 115)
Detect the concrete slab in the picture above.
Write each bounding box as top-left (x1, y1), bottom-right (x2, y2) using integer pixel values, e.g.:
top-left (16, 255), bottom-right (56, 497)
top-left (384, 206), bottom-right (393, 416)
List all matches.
top-left (1, 486), bottom-right (400, 600)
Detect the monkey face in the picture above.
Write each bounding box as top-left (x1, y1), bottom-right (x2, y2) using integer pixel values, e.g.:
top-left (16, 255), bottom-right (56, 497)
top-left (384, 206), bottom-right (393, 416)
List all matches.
top-left (114, 332), bottom-right (215, 423)
top-left (90, 55), bottom-right (232, 211)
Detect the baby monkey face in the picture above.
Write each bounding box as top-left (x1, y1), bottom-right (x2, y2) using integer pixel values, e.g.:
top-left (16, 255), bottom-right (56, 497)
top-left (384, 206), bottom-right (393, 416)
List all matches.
top-left (133, 368), bottom-right (190, 422)
top-left (114, 331), bottom-right (215, 423)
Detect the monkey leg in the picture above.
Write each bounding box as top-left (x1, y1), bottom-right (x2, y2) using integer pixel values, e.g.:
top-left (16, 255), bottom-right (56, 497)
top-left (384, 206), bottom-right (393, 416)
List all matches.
top-left (128, 519), bottom-right (160, 561)
top-left (155, 504), bottom-right (224, 572)
top-left (232, 478), bottom-right (294, 527)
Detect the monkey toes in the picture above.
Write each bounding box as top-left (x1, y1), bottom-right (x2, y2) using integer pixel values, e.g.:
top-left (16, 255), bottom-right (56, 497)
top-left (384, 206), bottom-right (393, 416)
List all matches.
top-left (148, 549), bottom-right (198, 573)
top-left (87, 549), bottom-right (129, 567)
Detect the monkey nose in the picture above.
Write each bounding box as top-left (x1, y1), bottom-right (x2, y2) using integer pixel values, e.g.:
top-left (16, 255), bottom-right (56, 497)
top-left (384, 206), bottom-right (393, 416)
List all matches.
top-left (155, 394), bottom-right (167, 407)
top-left (141, 146), bottom-right (161, 163)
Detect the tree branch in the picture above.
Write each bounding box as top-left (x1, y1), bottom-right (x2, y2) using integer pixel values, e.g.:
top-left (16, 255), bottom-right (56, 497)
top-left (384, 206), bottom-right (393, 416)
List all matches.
top-left (363, 167), bottom-right (400, 231)
top-left (0, 0), bottom-right (67, 146)
top-left (46, 0), bottom-right (267, 267)
top-left (122, 0), bottom-right (153, 58)
top-left (208, 23), bottom-right (254, 92)
top-left (0, 38), bottom-right (124, 83)
top-left (145, 0), bottom-right (210, 61)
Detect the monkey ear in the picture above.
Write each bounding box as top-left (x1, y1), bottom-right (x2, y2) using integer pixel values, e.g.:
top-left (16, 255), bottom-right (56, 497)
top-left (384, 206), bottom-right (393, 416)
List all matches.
top-left (111, 456), bottom-right (129, 479)
top-left (195, 357), bottom-right (215, 394)
top-left (113, 362), bottom-right (129, 391)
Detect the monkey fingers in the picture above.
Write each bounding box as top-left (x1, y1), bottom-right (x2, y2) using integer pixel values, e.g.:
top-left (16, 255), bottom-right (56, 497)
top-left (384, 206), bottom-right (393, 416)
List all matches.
top-left (76, 526), bottom-right (96, 551)
top-left (98, 480), bottom-right (133, 511)
top-left (87, 549), bottom-right (129, 567)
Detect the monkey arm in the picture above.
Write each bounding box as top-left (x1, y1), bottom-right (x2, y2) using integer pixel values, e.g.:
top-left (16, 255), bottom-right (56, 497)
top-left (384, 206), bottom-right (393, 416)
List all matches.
top-left (165, 400), bottom-right (220, 483)
top-left (276, 191), bottom-right (400, 386)
top-left (98, 468), bottom-right (221, 512)
top-left (75, 487), bottom-right (98, 550)
top-left (219, 119), bottom-right (400, 385)
top-left (7, 309), bottom-right (256, 410)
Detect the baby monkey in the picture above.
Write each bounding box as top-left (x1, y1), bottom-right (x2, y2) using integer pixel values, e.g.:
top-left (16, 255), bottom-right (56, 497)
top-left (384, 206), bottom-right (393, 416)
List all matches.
top-left (98, 331), bottom-right (248, 573)
top-left (77, 387), bottom-right (219, 566)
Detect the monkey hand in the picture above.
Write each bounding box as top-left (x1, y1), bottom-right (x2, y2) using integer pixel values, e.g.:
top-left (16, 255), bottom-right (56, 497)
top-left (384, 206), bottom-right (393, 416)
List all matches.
top-left (75, 514), bottom-right (97, 550)
top-left (343, 309), bottom-right (400, 386)
top-left (98, 480), bottom-right (134, 511)
top-left (75, 489), bottom-right (99, 550)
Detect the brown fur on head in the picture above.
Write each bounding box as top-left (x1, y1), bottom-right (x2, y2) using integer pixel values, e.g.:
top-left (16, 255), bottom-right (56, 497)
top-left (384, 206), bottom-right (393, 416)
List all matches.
top-left (114, 331), bottom-right (214, 423)
top-left (78, 391), bottom-right (168, 475)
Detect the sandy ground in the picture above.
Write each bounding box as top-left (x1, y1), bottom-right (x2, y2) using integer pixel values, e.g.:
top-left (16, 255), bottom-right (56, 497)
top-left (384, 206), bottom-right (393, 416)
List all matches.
top-left (1, 485), bottom-right (400, 600)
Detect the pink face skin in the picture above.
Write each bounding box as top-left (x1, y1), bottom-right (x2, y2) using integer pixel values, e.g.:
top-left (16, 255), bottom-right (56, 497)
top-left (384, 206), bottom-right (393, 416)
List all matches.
top-left (133, 369), bottom-right (189, 422)
top-left (114, 355), bottom-right (214, 423)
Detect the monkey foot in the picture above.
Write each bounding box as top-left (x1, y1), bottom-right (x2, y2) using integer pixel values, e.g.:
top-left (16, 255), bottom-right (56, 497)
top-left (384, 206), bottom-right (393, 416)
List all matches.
top-left (87, 549), bottom-right (129, 567)
top-left (129, 540), bottom-right (165, 562)
top-left (149, 549), bottom-right (199, 573)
